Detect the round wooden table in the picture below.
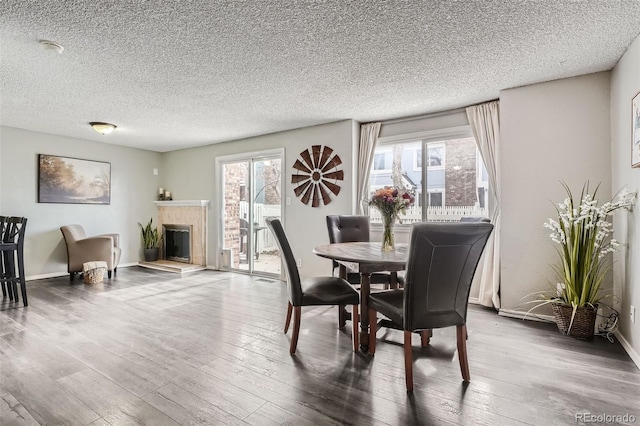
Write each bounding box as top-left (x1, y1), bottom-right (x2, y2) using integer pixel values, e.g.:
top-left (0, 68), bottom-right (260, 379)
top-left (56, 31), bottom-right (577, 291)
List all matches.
top-left (313, 242), bottom-right (408, 352)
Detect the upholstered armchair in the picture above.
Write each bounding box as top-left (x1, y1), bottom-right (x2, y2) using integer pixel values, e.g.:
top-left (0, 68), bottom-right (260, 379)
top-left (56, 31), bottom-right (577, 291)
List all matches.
top-left (60, 225), bottom-right (121, 281)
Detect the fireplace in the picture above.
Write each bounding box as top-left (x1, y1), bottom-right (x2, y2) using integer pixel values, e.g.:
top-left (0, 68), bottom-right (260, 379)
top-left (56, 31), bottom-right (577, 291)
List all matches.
top-left (163, 224), bottom-right (191, 263)
top-left (154, 200), bottom-right (209, 268)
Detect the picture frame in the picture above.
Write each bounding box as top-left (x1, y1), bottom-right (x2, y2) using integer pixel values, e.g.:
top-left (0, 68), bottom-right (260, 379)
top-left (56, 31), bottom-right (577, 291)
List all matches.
top-left (38, 154), bottom-right (111, 204)
top-left (632, 91), bottom-right (640, 168)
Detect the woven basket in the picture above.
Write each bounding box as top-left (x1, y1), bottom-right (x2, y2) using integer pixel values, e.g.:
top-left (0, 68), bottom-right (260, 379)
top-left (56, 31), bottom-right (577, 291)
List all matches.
top-left (551, 303), bottom-right (597, 339)
top-left (83, 267), bottom-right (105, 284)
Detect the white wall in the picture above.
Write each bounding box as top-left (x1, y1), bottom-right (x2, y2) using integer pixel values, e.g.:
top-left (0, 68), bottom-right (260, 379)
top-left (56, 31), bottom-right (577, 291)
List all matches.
top-left (500, 72), bottom-right (612, 314)
top-left (0, 126), bottom-right (162, 279)
top-left (611, 34), bottom-right (640, 363)
top-left (161, 120), bottom-right (356, 278)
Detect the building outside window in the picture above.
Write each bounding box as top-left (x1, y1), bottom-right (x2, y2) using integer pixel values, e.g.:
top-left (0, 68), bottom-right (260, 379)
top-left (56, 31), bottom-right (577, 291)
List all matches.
top-left (368, 133), bottom-right (488, 223)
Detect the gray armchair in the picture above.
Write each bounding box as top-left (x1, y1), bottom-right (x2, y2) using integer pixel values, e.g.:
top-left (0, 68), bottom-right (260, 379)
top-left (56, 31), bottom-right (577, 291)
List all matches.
top-left (60, 224), bottom-right (121, 281)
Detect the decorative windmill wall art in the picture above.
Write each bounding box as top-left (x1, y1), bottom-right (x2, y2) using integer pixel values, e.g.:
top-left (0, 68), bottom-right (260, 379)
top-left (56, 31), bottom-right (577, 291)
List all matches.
top-left (291, 145), bottom-right (344, 207)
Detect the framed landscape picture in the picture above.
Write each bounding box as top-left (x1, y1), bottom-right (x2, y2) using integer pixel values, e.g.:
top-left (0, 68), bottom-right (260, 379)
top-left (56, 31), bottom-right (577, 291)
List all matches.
top-left (633, 91), bottom-right (640, 168)
top-left (38, 154), bottom-right (111, 204)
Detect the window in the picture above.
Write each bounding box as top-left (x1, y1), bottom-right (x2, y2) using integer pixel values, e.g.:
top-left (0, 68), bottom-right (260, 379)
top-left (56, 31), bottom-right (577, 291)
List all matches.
top-left (367, 133), bottom-right (489, 223)
top-left (373, 153), bottom-right (386, 171)
top-left (413, 147), bottom-right (422, 171)
top-left (427, 190), bottom-right (444, 207)
top-left (427, 143), bottom-right (445, 169)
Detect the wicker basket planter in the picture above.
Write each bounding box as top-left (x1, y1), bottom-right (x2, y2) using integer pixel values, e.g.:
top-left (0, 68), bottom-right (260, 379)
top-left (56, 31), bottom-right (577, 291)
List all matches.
top-left (83, 261), bottom-right (107, 284)
top-left (551, 303), bottom-right (597, 339)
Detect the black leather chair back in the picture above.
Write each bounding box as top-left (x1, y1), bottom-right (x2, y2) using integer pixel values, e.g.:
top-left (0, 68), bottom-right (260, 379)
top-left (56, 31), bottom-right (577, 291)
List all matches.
top-left (326, 215), bottom-right (370, 244)
top-left (326, 215), bottom-right (370, 270)
top-left (403, 222), bottom-right (493, 331)
top-left (266, 218), bottom-right (303, 306)
top-left (459, 216), bottom-right (491, 223)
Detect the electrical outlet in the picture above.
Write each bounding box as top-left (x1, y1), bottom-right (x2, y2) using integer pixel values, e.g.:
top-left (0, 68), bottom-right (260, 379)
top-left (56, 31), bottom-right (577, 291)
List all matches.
top-left (286, 196), bottom-right (291, 206)
top-left (296, 259), bottom-right (302, 268)
top-left (631, 305), bottom-right (636, 325)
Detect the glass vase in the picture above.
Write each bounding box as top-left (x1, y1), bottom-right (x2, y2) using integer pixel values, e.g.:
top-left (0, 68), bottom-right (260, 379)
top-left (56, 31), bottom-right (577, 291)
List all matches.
top-left (381, 213), bottom-right (396, 252)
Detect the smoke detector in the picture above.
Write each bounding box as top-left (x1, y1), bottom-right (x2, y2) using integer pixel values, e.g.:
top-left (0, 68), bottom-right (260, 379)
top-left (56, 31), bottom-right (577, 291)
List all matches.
top-left (39, 40), bottom-right (64, 54)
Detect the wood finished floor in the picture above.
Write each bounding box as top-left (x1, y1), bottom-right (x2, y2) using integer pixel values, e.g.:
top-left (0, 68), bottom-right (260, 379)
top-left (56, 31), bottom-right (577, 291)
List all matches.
top-left (1, 267), bottom-right (639, 426)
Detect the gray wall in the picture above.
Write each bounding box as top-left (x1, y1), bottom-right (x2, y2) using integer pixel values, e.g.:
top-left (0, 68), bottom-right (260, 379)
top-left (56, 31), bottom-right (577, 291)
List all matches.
top-left (0, 126), bottom-right (162, 278)
top-left (500, 72), bottom-right (612, 314)
top-left (161, 120), bottom-right (357, 278)
top-left (611, 34), bottom-right (640, 364)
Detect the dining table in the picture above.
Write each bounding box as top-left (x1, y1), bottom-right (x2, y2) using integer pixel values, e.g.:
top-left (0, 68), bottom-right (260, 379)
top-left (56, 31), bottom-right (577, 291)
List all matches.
top-left (313, 241), bottom-right (409, 352)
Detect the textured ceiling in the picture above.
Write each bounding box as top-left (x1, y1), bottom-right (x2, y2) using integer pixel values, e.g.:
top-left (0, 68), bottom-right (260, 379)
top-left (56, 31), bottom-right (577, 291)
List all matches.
top-left (1, 1), bottom-right (640, 152)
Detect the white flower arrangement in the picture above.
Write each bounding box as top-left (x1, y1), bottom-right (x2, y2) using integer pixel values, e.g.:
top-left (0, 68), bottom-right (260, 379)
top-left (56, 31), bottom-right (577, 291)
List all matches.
top-left (541, 182), bottom-right (635, 309)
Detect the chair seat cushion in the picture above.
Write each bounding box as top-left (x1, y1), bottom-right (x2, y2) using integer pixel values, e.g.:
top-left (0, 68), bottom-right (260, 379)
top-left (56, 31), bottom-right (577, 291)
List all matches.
top-left (369, 289), bottom-right (404, 326)
top-left (300, 276), bottom-right (359, 306)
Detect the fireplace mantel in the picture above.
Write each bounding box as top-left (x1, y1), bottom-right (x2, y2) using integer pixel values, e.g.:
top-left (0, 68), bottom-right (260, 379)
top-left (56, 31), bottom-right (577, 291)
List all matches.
top-left (154, 200), bottom-right (210, 207)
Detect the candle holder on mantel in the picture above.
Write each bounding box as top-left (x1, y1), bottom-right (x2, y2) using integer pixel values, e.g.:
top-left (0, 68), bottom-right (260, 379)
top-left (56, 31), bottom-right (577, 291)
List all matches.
top-left (158, 188), bottom-right (173, 201)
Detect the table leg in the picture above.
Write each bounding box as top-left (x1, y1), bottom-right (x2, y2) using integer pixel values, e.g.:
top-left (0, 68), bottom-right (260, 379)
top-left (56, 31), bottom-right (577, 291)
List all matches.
top-left (338, 264), bottom-right (349, 329)
top-left (359, 272), bottom-right (371, 353)
top-left (389, 271), bottom-right (398, 289)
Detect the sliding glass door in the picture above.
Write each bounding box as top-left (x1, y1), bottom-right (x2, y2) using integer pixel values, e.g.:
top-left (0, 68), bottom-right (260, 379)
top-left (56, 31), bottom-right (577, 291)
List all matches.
top-left (219, 151), bottom-right (282, 277)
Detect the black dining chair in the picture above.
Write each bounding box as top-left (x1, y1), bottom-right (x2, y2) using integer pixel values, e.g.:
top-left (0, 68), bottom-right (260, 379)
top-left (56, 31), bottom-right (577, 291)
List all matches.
top-left (0, 216), bottom-right (28, 306)
top-left (367, 222), bottom-right (493, 392)
top-left (326, 215), bottom-right (403, 287)
top-left (459, 216), bottom-right (491, 223)
top-left (266, 218), bottom-right (360, 354)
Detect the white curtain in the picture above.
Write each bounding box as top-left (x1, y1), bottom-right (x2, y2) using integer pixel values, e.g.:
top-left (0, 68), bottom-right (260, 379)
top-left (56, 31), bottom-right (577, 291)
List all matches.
top-left (356, 122), bottom-right (381, 214)
top-left (466, 101), bottom-right (501, 309)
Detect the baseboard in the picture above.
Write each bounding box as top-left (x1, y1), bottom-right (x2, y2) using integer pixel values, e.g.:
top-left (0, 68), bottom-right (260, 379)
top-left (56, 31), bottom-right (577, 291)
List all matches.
top-left (469, 297), bottom-right (480, 305)
top-left (614, 331), bottom-right (640, 370)
top-left (26, 263), bottom-right (139, 282)
top-left (26, 271), bottom-right (68, 281)
top-left (498, 308), bottom-right (555, 323)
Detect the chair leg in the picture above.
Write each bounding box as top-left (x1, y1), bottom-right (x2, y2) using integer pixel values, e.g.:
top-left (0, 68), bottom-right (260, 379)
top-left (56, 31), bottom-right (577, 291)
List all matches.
top-left (368, 308), bottom-right (377, 354)
top-left (404, 330), bottom-right (414, 392)
top-left (17, 247), bottom-right (27, 306)
top-left (7, 281), bottom-right (14, 301)
top-left (352, 304), bottom-right (359, 352)
top-left (70, 273), bottom-right (75, 282)
top-left (420, 330), bottom-right (431, 347)
top-left (338, 304), bottom-right (346, 329)
top-left (114, 267), bottom-right (118, 276)
top-left (289, 306), bottom-right (301, 354)
top-left (108, 270), bottom-right (112, 279)
top-left (7, 255), bottom-right (17, 302)
top-left (284, 302), bottom-right (293, 333)
top-left (457, 324), bottom-right (470, 381)
top-left (1, 282), bottom-right (5, 298)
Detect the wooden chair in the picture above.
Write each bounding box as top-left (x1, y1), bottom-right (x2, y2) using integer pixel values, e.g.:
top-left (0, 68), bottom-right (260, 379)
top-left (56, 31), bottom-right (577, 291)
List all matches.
top-left (266, 218), bottom-right (360, 354)
top-left (0, 216), bottom-right (28, 306)
top-left (368, 222), bottom-right (493, 392)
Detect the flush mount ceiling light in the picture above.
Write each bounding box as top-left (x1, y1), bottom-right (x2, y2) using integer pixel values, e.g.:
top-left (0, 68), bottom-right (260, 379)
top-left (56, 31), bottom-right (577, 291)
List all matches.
top-left (39, 40), bottom-right (64, 54)
top-left (90, 122), bottom-right (117, 135)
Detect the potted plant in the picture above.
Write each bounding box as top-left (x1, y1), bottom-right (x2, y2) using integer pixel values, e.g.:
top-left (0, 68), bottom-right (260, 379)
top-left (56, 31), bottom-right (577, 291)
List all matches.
top-left (532, 182), bottom-right (635, 338)
top-left (138, 218), bottom-right (161, 261)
